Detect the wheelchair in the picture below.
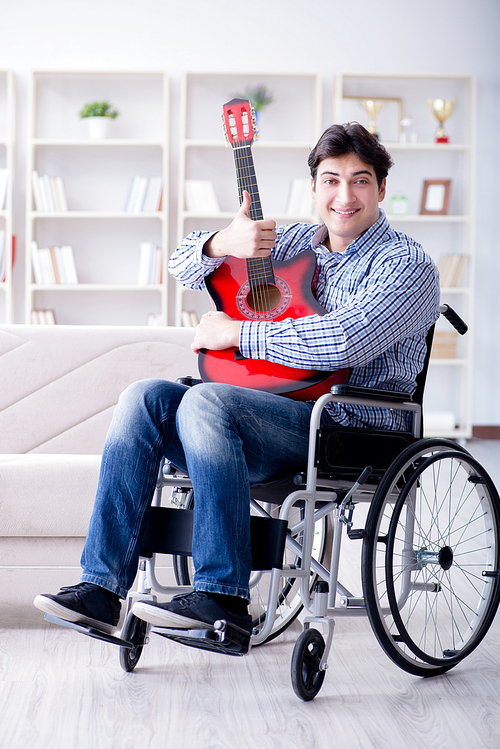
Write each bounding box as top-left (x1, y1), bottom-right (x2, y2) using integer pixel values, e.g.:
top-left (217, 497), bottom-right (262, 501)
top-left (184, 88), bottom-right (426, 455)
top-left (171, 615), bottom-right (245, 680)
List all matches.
top-left (44, 305), bottom-right (500, 700)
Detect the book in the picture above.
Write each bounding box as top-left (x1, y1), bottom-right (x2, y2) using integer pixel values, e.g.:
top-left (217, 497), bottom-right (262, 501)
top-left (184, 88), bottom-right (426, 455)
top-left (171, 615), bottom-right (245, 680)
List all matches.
top-left (125, 176), bottom-right (142, 212)
top-left (0, 169), bottom-right (8, 211)
top-left (133, 177), bottom-right (149, 212)
top-left (31, 241), bottom-right (44, 284)
top-left (53, 246), bottom-right (68, 283)
top-left (138, 242), bottom-right (153, 285)
top-left (32, 171), bottom-right (45, 211)
top-left (184, 180), bottom-right (220, 214)
top-left (38, 247), bottom-right (57, 284)
top-left (286, 179), bottom-right (313, 217)
top-left (39, 174), bottom-right (56, 212)
top-left (143, 176), bottom-right (163, 212)
top-left (52, 177), bottom-right (68, 211)
top-left (181, 309), bottom-right (200, 327)
top-left (61, 245), bottom-right (79, 284)
top-left (438, 253), bottom-right (469, 287)
top-left (137, 243), bottom-right (162, 285)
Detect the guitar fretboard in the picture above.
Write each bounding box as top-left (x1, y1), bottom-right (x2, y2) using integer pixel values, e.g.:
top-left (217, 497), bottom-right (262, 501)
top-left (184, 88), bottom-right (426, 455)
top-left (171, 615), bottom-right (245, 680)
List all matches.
top-left (232, 143), bottom-right (275, 287)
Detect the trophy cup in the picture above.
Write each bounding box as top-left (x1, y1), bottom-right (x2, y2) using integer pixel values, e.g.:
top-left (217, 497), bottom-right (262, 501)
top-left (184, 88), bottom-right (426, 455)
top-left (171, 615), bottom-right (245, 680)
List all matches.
top-left (358, 99), bottom-right (384, 139)
top-left (429, 98), bottom-right (457, 143)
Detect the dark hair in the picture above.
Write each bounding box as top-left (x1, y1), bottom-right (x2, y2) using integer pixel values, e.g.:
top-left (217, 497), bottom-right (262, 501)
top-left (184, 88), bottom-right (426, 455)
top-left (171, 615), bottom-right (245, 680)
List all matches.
top-left (308, 122), bottom-right (394, 187)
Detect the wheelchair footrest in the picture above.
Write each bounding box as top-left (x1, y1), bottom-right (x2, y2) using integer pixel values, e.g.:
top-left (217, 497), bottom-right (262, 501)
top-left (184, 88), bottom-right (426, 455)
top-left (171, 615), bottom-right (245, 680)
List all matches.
top-left (43, 613), bottom-right (135, 649)
top-left (151, 619), bottom-right (251, 656)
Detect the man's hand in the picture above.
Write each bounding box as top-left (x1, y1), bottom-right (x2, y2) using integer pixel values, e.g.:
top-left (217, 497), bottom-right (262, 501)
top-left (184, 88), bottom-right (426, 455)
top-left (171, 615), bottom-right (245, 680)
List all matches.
top-left (204, 191), bottom-right (277, 259)
top-left (191, 311), bottom-right (242, 354)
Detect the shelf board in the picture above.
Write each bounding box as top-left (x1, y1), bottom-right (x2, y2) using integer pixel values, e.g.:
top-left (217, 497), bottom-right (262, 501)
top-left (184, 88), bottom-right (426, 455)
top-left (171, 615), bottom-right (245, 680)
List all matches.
top-left (184, 139), bottom-right (312, 150)
top-left (381, 141), bottom-right (471, 151)
top-left (30, 284), bottom-right (164, 292)
top-left (387, 214), bottom-right (470, 223)
top-left (181, 211), bottom-right (313, 222)
top-left (31, 211), bottom-right (165, 219)
top-left (33, 139), bottom-right (164, 148)
top-left (429, 358), bottom-right (468, 366)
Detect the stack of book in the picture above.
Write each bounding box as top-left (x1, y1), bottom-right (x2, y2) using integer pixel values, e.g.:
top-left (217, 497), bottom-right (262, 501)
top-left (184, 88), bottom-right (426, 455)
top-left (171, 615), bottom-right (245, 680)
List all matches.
top-left (125, 176), bottom-right (163, 213)
top-left (181, 310), bottom-right (200, 327)
top-left (437, 253), bottom-right (469, 287)
top-left (137, 243), bottom-right (162, 285)
top-left (31, 241), bottom-right (78, 285)
top-left (32, 171), bottom-right (68, 212)
top-left (31, 309), bottom-right (56, 324)
top-left (0, 230), bottom-right (5, 283)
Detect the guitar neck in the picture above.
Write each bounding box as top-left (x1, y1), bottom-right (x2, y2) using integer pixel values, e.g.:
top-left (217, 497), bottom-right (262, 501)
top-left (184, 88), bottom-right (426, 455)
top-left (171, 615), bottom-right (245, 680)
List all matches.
top-left (233, 144), bottom-right (264, 221)
top-left (232, 142), bottom-right (275, 286)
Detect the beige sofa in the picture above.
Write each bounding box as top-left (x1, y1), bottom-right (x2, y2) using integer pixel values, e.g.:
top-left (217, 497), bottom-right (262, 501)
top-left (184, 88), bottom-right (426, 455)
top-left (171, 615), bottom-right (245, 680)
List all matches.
top-left (0, 324), bottom-right (199, 604)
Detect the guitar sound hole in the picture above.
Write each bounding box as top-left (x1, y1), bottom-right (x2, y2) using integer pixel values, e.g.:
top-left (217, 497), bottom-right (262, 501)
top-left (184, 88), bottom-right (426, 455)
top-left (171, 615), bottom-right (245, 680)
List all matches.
top-left (246, 283), bottom-right (282, 313)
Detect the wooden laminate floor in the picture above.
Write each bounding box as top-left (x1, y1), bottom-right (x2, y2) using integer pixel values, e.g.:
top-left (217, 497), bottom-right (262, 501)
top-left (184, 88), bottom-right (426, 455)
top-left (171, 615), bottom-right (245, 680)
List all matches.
top-left (1, 439), bottom-right (499, 749)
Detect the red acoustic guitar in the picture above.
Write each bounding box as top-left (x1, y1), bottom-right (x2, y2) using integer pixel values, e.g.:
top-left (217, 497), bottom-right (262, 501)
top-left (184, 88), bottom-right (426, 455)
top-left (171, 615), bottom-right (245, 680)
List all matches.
top-left (198, 98), bottom-right (348, 401)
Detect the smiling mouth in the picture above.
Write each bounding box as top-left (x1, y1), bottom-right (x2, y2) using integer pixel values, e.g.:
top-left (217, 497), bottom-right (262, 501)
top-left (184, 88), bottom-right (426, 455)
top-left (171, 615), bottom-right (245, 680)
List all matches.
top-left (332, 208), bottom-right (359, 216)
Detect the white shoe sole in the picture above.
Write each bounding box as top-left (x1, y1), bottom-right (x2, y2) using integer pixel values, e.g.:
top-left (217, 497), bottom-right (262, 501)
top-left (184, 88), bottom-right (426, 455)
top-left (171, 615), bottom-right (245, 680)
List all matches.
top-left (33, 594), bottom-right (116, 635)
top-left (132, 600), bottom-right (214, 629)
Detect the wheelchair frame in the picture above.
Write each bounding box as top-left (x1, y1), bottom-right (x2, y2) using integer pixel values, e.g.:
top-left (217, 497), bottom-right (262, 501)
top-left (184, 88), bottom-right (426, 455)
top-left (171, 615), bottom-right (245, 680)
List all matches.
top-left (45, 306), bottom-right (500, 700)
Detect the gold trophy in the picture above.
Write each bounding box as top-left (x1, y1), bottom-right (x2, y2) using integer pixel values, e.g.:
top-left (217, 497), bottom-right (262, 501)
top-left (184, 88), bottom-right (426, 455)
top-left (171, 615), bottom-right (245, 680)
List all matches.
top-left (429, 98), bottom-right (457, 143)
top-left (358, 99), bottom-right (384, 139)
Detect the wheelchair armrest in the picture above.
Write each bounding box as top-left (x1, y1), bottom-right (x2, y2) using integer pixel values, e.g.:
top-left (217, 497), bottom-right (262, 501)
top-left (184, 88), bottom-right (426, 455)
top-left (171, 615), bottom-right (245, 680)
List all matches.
top-left (330, 384), bottom-right (413, 404)
top-left (304, 387), bottom-right (422, 479)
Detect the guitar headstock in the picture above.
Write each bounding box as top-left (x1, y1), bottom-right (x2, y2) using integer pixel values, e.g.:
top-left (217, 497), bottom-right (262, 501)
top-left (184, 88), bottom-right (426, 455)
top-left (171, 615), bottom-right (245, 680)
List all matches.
top-left (222, 98), bottom-right (258, 148)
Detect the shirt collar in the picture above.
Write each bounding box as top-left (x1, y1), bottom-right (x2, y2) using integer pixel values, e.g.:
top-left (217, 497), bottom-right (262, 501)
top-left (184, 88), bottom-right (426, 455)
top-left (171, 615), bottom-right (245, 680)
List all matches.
top-left (312, 209), bottom-right (390, 255)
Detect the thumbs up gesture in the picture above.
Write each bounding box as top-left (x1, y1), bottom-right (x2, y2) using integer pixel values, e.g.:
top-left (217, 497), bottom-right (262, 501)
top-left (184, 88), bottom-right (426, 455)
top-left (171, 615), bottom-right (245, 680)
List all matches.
top-left (204, 191), bottom-right (277, 259)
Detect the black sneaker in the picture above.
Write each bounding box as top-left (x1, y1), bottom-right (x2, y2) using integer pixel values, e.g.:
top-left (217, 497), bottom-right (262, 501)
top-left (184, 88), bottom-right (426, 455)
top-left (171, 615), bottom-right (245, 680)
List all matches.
top-left (33, 583), bottom-right (121, 634)
top-left (132, 591), bottom-right (252, 634)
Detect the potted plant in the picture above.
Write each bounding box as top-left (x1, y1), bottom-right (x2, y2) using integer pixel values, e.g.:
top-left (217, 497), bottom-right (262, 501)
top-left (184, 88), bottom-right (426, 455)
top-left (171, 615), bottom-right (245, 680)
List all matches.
top-left (237, 85), bottom-right (274, 133)
top-left (79, 100), bottom-right (120, 139)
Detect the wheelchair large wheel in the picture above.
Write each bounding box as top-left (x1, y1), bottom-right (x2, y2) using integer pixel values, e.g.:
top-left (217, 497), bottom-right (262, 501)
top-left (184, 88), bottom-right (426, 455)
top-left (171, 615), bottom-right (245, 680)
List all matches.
top-left (362, 440), bottom-right (500, 677)
top-left (173, 494), bottom-right (329, 644)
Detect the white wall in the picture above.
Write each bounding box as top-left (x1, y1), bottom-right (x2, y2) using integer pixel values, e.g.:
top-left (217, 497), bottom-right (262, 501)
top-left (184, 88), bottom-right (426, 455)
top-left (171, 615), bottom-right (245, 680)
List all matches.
top-left (0, 0), bottom-right (498, 424)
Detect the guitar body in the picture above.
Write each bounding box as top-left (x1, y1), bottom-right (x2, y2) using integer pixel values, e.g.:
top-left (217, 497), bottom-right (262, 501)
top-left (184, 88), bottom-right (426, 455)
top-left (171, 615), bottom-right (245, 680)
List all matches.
top-left (198, 97), bottom-right (348, 401)
top-left (199, 251), bottom-right (348, 400)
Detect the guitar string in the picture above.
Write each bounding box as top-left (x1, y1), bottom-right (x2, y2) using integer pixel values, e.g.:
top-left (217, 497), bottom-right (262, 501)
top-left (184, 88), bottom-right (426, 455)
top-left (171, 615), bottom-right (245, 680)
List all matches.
top-left (233, 142), bottom-right (274, 313)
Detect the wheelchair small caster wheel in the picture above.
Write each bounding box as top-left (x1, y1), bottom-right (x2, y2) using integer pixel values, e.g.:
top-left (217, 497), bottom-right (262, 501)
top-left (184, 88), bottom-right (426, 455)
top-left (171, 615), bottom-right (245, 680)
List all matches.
top-left (119, 612), bottom-right (149, 672)
top-left (291, 628), bottom-right (326, 701)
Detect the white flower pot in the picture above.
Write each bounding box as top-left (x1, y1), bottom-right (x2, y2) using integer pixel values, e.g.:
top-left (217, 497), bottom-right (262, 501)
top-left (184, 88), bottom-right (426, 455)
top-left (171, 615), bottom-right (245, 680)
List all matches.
top-left (85, 116), bottom-right (110, 140)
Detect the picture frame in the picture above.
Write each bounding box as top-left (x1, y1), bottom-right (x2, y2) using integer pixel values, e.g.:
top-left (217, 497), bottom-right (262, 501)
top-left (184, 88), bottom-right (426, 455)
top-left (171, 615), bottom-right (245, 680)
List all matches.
top-left (420, 179), bottom-right (451, 215)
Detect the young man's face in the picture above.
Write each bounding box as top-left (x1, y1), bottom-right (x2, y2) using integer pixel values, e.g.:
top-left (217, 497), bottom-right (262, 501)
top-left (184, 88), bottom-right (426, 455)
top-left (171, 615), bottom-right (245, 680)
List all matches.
top-left (311, 152), bottom-right (387, 253)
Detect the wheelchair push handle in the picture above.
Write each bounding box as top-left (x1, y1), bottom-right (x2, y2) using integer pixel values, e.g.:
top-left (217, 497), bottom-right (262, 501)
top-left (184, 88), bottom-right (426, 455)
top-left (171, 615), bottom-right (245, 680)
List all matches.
top-left (440, 304), bottom-right (468, 335)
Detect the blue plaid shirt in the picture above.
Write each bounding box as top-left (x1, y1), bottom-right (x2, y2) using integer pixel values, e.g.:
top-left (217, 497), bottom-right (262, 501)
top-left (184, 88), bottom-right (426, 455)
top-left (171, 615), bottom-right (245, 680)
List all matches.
top-left (169, 211), bottom-right (440, 430)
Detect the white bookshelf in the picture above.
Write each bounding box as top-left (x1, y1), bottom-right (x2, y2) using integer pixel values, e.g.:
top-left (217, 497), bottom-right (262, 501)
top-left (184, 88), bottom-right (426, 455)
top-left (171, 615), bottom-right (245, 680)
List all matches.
top-left (25, 70), bottom-right (169, 326)
top-left (334, 72), bottom-right (476, 439)
top-left (175, 72), bottom-right (322, 326)
top-left (0, 70), bottom-right (14, 323)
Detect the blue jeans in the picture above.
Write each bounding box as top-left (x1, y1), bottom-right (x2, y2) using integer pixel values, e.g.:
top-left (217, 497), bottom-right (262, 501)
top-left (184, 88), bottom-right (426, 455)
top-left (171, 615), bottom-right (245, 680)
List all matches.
top-left (80, 380), bottom-right (333, 600)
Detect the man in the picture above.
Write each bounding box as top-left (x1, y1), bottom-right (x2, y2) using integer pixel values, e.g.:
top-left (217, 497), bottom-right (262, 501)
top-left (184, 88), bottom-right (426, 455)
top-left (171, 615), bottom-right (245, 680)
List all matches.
top-left (34, 123), bottom-right (440, 636)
